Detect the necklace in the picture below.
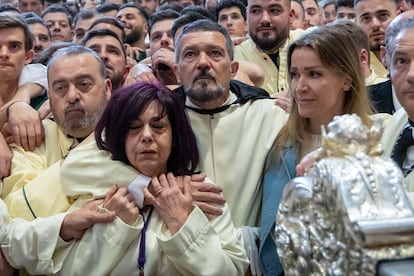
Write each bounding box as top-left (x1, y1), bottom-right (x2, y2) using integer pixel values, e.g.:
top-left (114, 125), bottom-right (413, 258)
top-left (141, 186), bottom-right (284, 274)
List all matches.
top-left (138, 206), bottom-right (154, 275)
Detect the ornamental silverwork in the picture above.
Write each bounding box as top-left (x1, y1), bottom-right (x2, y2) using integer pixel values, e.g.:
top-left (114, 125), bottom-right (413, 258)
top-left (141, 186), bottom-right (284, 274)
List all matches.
top-left (276, 114), bottom-right (414, 275)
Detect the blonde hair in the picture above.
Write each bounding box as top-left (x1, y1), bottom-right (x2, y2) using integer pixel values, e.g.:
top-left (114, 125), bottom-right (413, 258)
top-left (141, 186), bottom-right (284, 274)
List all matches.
top-left (268, 26), bottom-right (373, 165)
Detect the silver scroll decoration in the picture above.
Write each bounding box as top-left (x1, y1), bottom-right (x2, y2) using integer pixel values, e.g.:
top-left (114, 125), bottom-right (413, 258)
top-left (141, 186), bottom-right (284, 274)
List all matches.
top-left (275, 114), bottom-right (414, 275)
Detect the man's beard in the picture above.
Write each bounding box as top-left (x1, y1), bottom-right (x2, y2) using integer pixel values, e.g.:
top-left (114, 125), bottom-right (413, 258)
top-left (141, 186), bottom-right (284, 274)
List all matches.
top-left (370, 41), bottom-right (383, 52)
top-left (185, 80), bottom-right (226, 102)
top-left (126, 27), bottom-right (142, 45)
top-left (110, 72), bottom-right (124, 91)
top-left (52, 97), bottom-right (107, 138)
top-left (249, 27), bottom-right (289, 53)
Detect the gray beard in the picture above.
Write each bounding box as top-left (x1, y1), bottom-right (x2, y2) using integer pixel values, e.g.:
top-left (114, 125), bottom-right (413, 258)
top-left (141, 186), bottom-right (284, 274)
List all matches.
top-left (184, 80), bottom-right (226, 102)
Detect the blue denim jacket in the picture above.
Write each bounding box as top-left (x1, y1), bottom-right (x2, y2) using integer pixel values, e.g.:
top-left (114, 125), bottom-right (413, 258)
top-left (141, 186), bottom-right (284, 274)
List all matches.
top-left (259, 146), bottom-right (296, 275)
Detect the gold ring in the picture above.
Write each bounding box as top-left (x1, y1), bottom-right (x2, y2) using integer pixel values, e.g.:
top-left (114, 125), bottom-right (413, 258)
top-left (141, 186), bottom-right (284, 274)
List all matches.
top-left (156, 189), bottom-right (163, 196)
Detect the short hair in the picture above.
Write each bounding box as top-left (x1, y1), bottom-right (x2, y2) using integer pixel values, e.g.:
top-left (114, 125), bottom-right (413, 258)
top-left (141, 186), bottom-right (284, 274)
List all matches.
top-left (96, 3), bottom-right (120, 14)
top-left (171, 12), bottom-right (209, 39)
top-left (74, 10), bottom-right (98, 26)
top-left (0, 14), bottom-right (33, 51)
top-left (320, 0), bottom-right (335, 8)
top-left (47, 45), bottom-right (106, 79)
top-left (0, 4), bottom-right (20, 13)
top-left (41, 4), bottom-right (73, 26)
top-left (328, 20), bottom-right (370, 62)
top-left (354, 0), bottom-right (397, 6)
top-left (25, 16), bottom-right (52, 39)
top-left (32, 41), bottom-right (76, 65)
top-left (216, 0), bottom-right (246, 21)
top-left (95, 81), bottom-right (199, 176)
top-left (336, 0), bottom-right (354, 9)
top-left (180, 5), bottom-right (215, 20)
top-left (385, 17), bottom-right (414, 67)
top-left (175, 19), bottom-right (234, 62)
top-left (148, 9), bottom-right (180, 35)
top-left (89, 16), bottom-right (126, 43)
top-left (81, 29), bottom-right (126, 61)
top-left (118, 3), bottom-right (149, 22)
top-left (21, 12), bottom-right (42, 20)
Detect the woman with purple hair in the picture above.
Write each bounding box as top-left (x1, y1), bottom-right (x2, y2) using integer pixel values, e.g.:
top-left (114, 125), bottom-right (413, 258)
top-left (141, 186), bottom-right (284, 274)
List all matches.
top-left (55, 81), bottom-right (248, 275)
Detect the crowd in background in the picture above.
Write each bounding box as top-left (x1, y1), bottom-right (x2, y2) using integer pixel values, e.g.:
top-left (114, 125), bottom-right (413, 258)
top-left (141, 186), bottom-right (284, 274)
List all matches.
top-left (0, 0), bottom-right (413, 274)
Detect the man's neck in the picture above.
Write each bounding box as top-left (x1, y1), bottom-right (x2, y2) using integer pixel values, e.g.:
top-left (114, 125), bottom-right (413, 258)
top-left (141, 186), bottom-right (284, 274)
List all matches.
top-left (189, 91), bottom-right (230, 110)
top-left (0, 80), bottom-right (19, 107)
top-left (131, 38), bottom-right (146, 50)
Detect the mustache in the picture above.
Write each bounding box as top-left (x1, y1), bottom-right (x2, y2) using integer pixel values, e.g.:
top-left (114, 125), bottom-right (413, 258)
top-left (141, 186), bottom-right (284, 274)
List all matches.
top-left (64, 102), bottom-right (85, 114)
top-left (194, 69), bottom-right (215, 80)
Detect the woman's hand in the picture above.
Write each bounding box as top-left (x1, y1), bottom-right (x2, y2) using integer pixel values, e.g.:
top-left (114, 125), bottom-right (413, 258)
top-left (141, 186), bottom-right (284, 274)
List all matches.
top-left (103, 185), bottom-right (139, 226)
top-left (143, 173), bottom-right (194, 235)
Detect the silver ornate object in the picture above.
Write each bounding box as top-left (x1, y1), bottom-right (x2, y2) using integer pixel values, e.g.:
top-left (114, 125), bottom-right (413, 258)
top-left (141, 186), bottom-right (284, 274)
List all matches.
top-left (276, 114), bottom-right (414, 275)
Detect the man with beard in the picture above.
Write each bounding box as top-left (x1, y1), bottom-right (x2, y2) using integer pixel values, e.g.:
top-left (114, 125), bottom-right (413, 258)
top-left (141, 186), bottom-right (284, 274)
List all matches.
top-left (117, 3), bottom-right (149, 62)
top-left (82, 29), bottom-right (130, 90)
top-left (2, 45), bottom-right (112, 221)
top-left (234, 0), bottom-right (304, 95)
top-left (356, 0), bottom-right (398, 79)
top-left (173, 19), bottom-right (288, 274)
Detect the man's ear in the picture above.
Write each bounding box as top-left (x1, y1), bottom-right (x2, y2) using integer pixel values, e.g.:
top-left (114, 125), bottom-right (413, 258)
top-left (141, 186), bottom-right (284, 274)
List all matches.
top-left (123, 64), bottom-right (131, 83)
top-left (289, 8), bottom-right (295, 26)
top-left (25, 49), bottom-right (35, 64)
top-left (173, 64), bottom-right (181, 84)
top-left (104, 78), bottom-right (112, 99)
top-left (230, 61), bottom-right (239, 78)
top-left (380, 45), bottom-right (387, 68)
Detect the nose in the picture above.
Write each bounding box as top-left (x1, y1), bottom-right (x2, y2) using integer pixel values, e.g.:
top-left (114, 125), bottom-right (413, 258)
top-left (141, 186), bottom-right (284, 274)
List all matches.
top-left (226, 17), bottom-right (233, 26)
top-left (98, 49), bottom-right (108, 62)
top-left (261, 10), bottom-right (271, 24)
top-left (371, 16), bottom-right (380, 29)
top-left (196, 52), bottom-right (210, 70)
top-left (141, 125), bottom-right (153, 143)
top-left (160, 33), bottom-right (171, 48)
top-left (0, 46), bottom-right (10, 58)
top-left (293, 75), bottom-right (307, 94)
top-left (407, 61), bottom-right (414, 83)
top-left (66, 85), bottom-right (81, 103)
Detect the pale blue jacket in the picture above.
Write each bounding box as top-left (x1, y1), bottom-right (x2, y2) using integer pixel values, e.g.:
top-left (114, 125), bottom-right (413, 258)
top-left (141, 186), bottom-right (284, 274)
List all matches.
top-left (259, 145), bottom-right (296, 275)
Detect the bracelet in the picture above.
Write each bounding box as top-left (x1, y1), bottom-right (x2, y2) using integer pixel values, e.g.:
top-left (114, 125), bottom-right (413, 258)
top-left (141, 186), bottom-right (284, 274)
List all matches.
top-left (6, 101), bottom-right (26, 120)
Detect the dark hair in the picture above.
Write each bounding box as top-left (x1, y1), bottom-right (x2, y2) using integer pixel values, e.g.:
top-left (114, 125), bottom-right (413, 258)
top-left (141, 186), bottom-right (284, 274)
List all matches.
top-left (32, 41), bottom-right (75, 65)
top-left (327, 20), bottom-right (369, 62)
top-left (336, 0), bottom-right (354, 9)
top-left (74, 10), bottom-right (97, 26)
top-left (25, 16), bottom-right (52, 40)
top-left (119, 3), bottom-right (149, 22)
top-left (0, 14), bottom-right (33, 51)
top-left (96, 3), bottom-right (120, 14)
top-left (216, 0), bottom-right (246, 21)
top-left (148, 9), bottom-right (180, 35)
top-left (175, 19), bottom-right (234, 61)
top-left (0, 4), bottom-right (20, 13)
top-left (181, 5), bottom-right (215, 20)
top-left (171, 12), bottom-right (210, 39)
top-left (157, 2), bottom-right (184, 13)
top-left (82, 29), bottom-right (126, 61)
top-left (354, 0), bottom-right (397, 6)
top-left (89, 16), bottom-right (126, 43)
top-left (95, 82), bottom-right (199, 176)
top-left (41, 4), bottom-right (73, 26)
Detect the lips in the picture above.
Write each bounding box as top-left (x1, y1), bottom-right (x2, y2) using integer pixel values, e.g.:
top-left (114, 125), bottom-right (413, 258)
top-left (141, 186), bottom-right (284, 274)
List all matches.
top-left (140, 149), bottom-right (156, 154)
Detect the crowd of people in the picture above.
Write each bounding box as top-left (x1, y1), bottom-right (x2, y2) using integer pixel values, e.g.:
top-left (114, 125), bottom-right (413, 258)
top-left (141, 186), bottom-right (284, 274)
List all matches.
top-left (0, 0), bottom-right (412, 274)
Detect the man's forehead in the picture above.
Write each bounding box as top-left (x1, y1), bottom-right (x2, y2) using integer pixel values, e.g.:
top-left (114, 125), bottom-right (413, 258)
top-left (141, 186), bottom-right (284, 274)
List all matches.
top-left (248, 0), bottom-right (289, 8)
top-left (180, 31), bottom-right (226, 45)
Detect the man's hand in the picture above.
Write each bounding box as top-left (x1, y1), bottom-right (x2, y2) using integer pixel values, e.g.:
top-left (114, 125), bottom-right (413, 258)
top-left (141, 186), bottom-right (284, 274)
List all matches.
top-left (272, 90), bottom-right (291, 113)
top-left (124, 63), bottom-right (157, 86)
top-left (0, 132), bottom-right (12, 178)
top-left (0, 249), bottom-right (14, 276)
top-left (37, 100), bottom-right (52, 120)
top-left (103, 185), bottom-right (139, 226)
top-left (6, 102), bottom-right (44, 151)
top-left (59, 199), bottom-right (116, 242)
top-left (190, 173), bottom-right (225, 220)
